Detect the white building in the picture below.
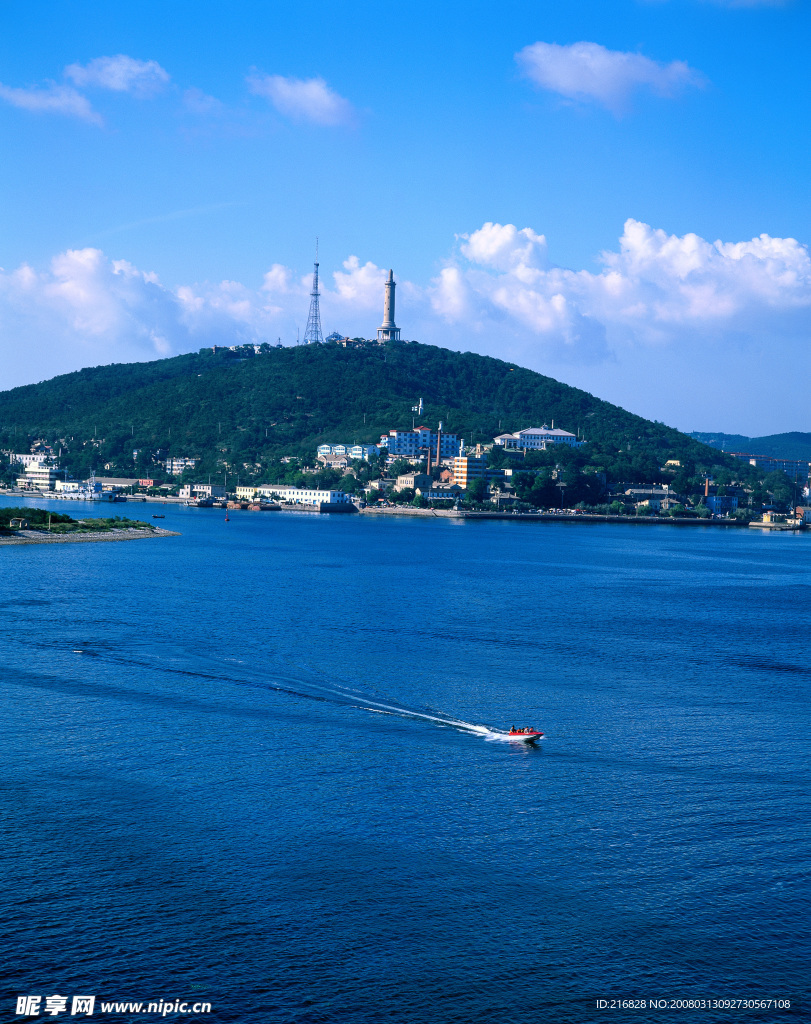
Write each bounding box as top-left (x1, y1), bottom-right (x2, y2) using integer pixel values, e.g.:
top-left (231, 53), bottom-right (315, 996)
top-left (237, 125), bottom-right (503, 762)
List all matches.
top-left (10, 452), bottom-right (50, 469)
top-left (494, 426), bottom-right (583, 450)
top-left (179, 484), bottom-right (226, 499)
top-left (256, 485), bottom-right (351, 505)
top-left (380, 426), bottom-right (458, 459)
top-left (16, 464), bottom-right (61, 491)
top-left (317, 443), bottom-right (378, 461)
top-left (164, 457), bottom-right (198, 475)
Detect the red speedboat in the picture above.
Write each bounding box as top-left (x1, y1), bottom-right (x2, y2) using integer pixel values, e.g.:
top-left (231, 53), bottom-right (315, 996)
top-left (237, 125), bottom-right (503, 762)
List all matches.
top-left (507, 728), bottom-right (544, 743)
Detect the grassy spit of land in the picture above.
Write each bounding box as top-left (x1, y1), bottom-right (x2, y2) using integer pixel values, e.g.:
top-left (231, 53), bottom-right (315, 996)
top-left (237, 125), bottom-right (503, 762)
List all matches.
top-left (0, 507), bottom-right (180, 545)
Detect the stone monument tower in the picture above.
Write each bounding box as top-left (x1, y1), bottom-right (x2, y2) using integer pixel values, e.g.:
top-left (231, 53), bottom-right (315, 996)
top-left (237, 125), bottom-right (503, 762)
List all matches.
top-left (377, 270), bottom-right (401, 342)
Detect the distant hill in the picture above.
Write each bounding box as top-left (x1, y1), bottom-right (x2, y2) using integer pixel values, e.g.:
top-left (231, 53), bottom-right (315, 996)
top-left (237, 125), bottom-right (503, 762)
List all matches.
top-left (0, 341), bottom-right (741, 484)
top-left (690, 431), bottom-right (811, 461)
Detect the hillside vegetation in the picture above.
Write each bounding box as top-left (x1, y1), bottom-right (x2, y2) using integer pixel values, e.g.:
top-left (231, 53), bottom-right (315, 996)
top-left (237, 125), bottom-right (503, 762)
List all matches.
top-left (691, 431), bottom-right (811, 461)
top-left (0, 341), bottom-right (767, 493)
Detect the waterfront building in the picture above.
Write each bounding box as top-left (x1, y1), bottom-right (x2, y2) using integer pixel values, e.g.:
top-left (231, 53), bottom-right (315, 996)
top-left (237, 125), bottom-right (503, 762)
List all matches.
top-left (451, 456), bottom-right (488, 489)
top-left (623, 486), bottom-right (682, 501)
top-left (380, 426), bottom-right (458, 459)
top-left (236, 486), bottom-right (258, 500)
top-left (179, 484), bottom-right (226, 499)
top-left (365, 479), bottom-right (396, 494)
top-left (417, 483), bottom-right (463, 500)
top-left (705, 495), bottom-right (739, 514)
top-left (96, 477), bottom-right (139, 489)
top-left (635, 497), bottom-right (683, 512)
top-left (16, 464), bottom-right (61, 491)
top-left (395, 473), bottom-right (432, 491)
top-left (256, 485), bottom-right (352, 506)
top-left (494, 426), bottom-right (583, 450)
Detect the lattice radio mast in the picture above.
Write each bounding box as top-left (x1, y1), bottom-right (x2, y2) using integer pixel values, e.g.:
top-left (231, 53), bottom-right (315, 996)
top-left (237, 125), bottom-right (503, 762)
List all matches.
top-left (303, 239), bottom-right (323, 344)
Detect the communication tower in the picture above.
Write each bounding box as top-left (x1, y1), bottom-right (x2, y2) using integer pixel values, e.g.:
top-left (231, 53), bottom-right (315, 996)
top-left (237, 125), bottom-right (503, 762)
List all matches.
top-left (303, 240), bottom-right (324, 345)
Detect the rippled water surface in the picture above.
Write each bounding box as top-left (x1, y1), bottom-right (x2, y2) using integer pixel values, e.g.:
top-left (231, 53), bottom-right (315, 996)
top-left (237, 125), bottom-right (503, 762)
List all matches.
top-left (1, 501), bottom-right (808, 1022)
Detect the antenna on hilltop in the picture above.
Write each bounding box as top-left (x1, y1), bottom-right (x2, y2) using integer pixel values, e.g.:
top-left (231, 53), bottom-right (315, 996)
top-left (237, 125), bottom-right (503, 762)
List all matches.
top-left (303, 238), bottom-right (323, 345)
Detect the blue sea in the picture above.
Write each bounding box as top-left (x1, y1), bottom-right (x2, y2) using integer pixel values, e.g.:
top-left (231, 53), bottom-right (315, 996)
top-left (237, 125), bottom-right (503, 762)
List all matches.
top-left (1, 500), bottom-right (808, 1023)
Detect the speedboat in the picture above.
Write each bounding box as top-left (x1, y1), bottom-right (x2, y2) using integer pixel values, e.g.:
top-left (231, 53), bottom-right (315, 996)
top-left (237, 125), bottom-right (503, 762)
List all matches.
top-left (507, 728), bottom-right (544, 743)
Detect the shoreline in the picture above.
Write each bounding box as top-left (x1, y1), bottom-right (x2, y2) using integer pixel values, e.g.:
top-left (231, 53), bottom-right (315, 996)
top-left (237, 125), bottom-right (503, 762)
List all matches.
top-left (360, 508), bottom-right (803, 528)
top-left (0, 527), bottom-right (181, 546)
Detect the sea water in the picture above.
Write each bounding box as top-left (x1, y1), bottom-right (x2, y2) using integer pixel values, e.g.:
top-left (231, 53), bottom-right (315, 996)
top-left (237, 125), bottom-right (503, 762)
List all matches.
top-left (0, 500), bottom-right (808, 1023)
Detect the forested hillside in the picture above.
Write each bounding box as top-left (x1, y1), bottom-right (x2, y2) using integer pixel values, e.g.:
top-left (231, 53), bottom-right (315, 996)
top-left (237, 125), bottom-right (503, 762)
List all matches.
top-left (0, 340), bottom-right (748, 487)
top-left (691, 431), bottom-right (811, 461)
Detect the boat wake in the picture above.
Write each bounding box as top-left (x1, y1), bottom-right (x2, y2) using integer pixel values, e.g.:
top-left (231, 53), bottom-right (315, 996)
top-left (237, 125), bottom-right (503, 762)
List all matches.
top-left (46, 637), bottom-right (536, 745)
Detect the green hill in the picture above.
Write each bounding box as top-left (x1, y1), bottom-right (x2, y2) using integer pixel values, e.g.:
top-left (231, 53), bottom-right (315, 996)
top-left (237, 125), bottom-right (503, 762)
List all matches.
top-left (0, 340), bottom-right (755, 492)
top-left (690, 431), bottom-right (811, 461)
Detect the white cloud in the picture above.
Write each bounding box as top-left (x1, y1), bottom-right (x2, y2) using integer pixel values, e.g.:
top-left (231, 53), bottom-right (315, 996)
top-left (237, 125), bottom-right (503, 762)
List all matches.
top-left (182, 87), bottom-right (225, 116)
top-left (516, 41), bottom-right (703, 113)
top-left (430, 220), bottom-right (811, 361)
top-left (1, 223), bottom-right (808, 398)
top-left (247, 72), bottom-right (353, 126)
top-left (331, 257), bottom-right (387, 306)
top-left (0, 81), bottom-right (102, 124)
top-left (460, 223), bottom-right (547, 274)
top-left (65, 55), bottom-right (170, 97)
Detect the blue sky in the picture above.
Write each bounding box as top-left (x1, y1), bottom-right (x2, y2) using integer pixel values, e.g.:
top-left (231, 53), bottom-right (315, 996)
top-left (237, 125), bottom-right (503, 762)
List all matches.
top-left (0, 0), bottom-right (808, 434)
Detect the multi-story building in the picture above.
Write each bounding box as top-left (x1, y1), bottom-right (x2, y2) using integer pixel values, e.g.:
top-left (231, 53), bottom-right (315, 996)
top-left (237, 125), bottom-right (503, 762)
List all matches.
top-left (729, 453), bottom-right (810, 482)
top-left (418, 483), bottom-right (463, 500)
top-left (10, 452), bottom-right (50, 469)
top-left (450, 456), bottom-right (505, 489)
top-left (395, 473), bottom-right (432, 491)
top-left (179, 484), bottom-right (226, 499)
top-left (256, 485), bottom-right (352, 505)
top-left (380, 426), bottom-right (458, 459)
top-left (623, 486), bottom-right (680, 500)
top-left (317, 455), bottom-right (350, 470)
top-left (705, 495), bottom-right (738, 514)
top-left (493, 426), bottom-right (583, 450)
top-left (164, 457), bottom-right (198, 475)
top-left (317, 444), bottom-right (378, 461)
top-left (16, 464), bottom-right (61, 491)
top-left (451, 456), bottom-right (487, 489)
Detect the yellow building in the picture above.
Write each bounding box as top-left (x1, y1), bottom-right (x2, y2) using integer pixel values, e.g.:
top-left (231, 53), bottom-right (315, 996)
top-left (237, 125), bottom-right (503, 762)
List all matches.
top-left (452, 456), bottom-right (487, 489)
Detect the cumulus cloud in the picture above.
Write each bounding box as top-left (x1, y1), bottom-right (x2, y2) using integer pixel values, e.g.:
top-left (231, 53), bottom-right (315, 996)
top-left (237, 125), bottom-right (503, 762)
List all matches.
top-left (516, 41), bottom-right (703, 113)
top-left (247, 72), bottom-right (354, 125)
top-left (65, 55), bottom-right (170, 97)
top-left (1, 223), bottom-right (809, 392)
top-left (431, 220), bottom-right (811, 361)
top-left (0, 81), bottom-right (102, 124)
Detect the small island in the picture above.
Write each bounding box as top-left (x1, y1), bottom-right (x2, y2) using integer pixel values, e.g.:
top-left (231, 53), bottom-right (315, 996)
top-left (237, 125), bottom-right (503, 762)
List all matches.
top-left (0, 507), bottom-right (180, 545)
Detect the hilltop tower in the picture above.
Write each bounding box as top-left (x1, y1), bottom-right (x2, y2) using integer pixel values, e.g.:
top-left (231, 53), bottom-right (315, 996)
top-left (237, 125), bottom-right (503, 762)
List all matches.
top-left (303, 240), bottom-right (323, 344)
top-left (377, 270), bottom-right (401, 342)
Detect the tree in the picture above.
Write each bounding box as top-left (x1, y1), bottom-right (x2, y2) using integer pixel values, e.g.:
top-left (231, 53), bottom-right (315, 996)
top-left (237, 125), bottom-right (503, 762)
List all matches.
top-left (466, 477), bottom-right (488, 502)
